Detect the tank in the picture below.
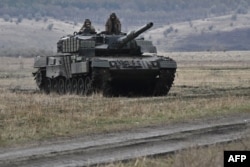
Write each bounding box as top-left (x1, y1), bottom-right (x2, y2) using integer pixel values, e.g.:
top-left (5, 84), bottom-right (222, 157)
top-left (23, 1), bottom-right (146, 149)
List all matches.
top-left (33, 22), bottom-right (177, 97)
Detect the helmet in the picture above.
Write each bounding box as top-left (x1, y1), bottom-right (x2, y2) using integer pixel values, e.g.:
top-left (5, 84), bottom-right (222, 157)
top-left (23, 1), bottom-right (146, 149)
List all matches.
top-left (110, 13), bottom-right (117, 20)
top-left (84, 19), bottom-right (91, 27)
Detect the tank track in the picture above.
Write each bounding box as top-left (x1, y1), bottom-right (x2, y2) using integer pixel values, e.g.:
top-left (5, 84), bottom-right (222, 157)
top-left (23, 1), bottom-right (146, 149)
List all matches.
top-left (34, 72), bottom-right (93, 96)
top-left (152, 69), bottom-right (176, 96)
top-left (35, 68), bottom-right (176, 97)
top-left (100, 69), bottom-right (176, 97)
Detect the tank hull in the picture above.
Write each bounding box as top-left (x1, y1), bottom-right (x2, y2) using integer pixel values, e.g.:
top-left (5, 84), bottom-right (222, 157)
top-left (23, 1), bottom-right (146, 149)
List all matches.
top-left (33, 55), bottom-right (176, 97)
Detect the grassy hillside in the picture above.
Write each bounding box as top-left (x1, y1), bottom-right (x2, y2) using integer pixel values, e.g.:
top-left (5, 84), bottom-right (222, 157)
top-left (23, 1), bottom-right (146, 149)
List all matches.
top-left (1, 13), bottom-right (250, 57)
top-left (0, 18), bottom-right (104, 57)
top-left (148, 13), bottom-right (250, 51)
top-left (1, 0), bottom-right (247, 25)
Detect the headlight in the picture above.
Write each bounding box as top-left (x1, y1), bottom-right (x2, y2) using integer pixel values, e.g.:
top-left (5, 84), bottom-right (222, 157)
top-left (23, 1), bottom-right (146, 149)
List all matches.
top-left (110, 61), bottom-right (116, 67)
top-left (151, 61), bottom-right (158, 67)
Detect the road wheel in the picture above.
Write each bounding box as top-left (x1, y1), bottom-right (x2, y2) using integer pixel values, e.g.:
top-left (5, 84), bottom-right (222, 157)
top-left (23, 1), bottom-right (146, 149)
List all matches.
top-left (153, 69), bottom-right (175, 96)
top-left (65, 79), bottom-right (72, 94)
top-left (58, 78), bottom-right (65, 95)
top-left (78, 78), bottom-right (85, 95)
top-left (71, 78), bottom-right (78, 94)
top-left (45, 78), bottom-right (52, 94)
top-left (52, 79), bottom-right (58, 93)
top-left (102, 72), bottom-right (114, 97)
top-left (85, 76), bottom-right (92, 95)
top-left (35, 70), bottom-right (43, 88)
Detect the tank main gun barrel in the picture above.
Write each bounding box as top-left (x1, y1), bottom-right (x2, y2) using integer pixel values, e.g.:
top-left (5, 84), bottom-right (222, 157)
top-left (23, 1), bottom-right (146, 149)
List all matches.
top-left (118, 22), bottom-right (153, 48)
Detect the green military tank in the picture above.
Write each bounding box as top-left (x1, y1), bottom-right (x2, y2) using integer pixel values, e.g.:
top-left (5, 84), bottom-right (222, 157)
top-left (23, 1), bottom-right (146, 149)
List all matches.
top-left (33, 22), bottom-right (177, 96)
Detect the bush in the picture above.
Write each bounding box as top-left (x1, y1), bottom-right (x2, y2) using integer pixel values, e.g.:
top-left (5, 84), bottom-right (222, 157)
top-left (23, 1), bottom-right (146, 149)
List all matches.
top-left (47, 24), bottom-right (54, 31)
top-left (236, 6), bottom-right (248, 14)
top-left (189, 21), bottom-right (193, 28)
top-left (236, 1), bottom-right (248, 14)
top-left (27, 13), bottom-right (33, 20)
top-left (35, 13), bottom-right (42, 22)
top-left (3, 14), bottom-right (11, 22)
top-left (163, 26), bottom-right (174, 37)
top-left (208, 25), bottom-right (214, 31)
top-left (231, 14), bottom-right (237, 21)
top-left (43, 17), bottom-right (48, 22)
top-left (16, 15), bottom-right (23, 24)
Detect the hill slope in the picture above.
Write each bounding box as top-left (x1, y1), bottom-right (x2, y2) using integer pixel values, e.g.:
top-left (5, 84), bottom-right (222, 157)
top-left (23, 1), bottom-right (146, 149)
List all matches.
top-left (1, 13), bottom-right (250, 57)
top-left (147, 13), bottom-right (250, 51)
top-left (0, 18), bottom-right (103, 57)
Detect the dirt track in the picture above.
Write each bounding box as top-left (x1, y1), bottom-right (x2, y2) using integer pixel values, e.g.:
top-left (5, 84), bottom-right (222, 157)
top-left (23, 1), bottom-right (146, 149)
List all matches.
top-left (0, 113), bottom-right (249, 167)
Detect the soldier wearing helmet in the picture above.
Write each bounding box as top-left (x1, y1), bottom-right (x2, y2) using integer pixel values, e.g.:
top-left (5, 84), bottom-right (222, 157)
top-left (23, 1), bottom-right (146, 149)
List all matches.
top-left (79, 19), bottom-right (96, 34)
top-left (105, 13), bottom-right (121, 34)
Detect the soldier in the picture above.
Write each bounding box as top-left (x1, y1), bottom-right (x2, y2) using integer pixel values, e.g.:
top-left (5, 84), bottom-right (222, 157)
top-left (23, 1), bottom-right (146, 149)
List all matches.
top-left (105, 13), bottom-right (121, 34)
top-left (79, 19), bottom-right (96, 34)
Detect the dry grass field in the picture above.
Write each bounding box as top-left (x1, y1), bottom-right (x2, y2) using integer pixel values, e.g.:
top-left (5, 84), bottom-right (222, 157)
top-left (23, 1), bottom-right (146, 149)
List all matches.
top-left (99, 51), bottom-right (250, 167)
top-left (0, 51), bottom-right (249, 149)
top-left (0, 51), bottom-right (249, 166)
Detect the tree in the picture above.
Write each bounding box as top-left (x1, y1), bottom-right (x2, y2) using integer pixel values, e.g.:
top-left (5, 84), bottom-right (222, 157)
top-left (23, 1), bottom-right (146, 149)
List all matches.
top-left (16, 14), bottom-right (23, 24)
top-left (164, 26), bottom-right (174, 37)
top-left (236, 0), bottom-right (248, 14)
top-left (47, 24), bottom-right (54, 31)
top-left (231, 14), bottom-right (237, 21)
top-left (208, 25), bottom-right (214, 31)
top-left (3, 14), bottom-right (11, 22)
top-left (35, 12), bottom-right (42, 22)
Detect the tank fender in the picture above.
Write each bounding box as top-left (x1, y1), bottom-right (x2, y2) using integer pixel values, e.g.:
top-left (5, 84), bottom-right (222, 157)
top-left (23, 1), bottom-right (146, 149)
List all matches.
top-left (71, 62), bottom-right (89, 74)
top-left (159, 60), bottom-right (177, 69)
top-left (91, 59), bottom-right (110, 68)
top-left (34, 56), bottom-right (47, 68)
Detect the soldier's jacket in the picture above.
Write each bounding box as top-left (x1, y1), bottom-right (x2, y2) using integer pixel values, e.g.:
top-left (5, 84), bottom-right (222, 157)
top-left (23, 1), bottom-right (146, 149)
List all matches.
top-left (79, 25), bottom-right (96, 34)
top-left (105, 18), bottom-right (121, 34)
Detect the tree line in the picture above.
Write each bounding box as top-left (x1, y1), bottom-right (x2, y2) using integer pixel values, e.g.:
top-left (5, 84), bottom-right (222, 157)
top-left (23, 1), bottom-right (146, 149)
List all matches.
top-left (0, 0), bottom-right (249, 26)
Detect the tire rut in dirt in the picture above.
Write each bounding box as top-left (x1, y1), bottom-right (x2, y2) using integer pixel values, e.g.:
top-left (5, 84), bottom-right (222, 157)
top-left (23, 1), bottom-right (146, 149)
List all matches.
top-left (1, 117), bottom-right (249, 167)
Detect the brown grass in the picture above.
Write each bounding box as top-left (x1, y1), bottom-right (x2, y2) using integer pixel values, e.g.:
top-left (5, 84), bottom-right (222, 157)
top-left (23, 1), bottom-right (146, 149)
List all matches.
top-left (0, 51), bottom-right (250, 147)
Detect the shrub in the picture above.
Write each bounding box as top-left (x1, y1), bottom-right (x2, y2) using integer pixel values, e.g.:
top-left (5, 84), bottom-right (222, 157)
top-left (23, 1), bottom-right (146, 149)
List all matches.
top-left (208, 25), bottom-right (214, 31)
top-left (27, 13), bottom-right (33, 20)
top-left (16, 15), bottom-right (23, 24)
top-left (231, 14), bottom-right (237, 21)
top-left (43, 17), bottom-right (48, 22)
top-left (35, 13), bottom-right (42, 22)
top-left (3, 14), bottom-right (11, 22)
top-left (47, 24), bottom-right (54, 31)
top-left (164, 26), bottom-right (174, 37)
